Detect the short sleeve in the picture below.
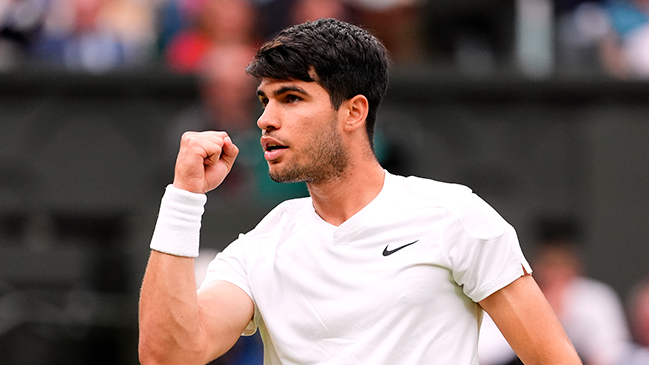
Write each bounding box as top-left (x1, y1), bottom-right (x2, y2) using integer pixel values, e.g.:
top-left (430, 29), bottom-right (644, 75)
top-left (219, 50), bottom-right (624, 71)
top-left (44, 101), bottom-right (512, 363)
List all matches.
top-left (443, 194), bottom-right (532, 303)
top-left (200, 234), bottom-right (258, 335)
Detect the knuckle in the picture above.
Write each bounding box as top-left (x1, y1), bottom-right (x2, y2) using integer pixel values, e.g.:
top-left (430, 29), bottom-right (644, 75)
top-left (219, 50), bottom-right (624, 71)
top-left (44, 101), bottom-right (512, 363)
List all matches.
top-left (180, 131), bottom-right (196, 145)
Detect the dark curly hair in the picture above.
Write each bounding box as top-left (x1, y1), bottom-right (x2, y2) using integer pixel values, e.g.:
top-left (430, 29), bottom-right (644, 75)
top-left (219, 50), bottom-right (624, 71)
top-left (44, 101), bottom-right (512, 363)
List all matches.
top-left (246, 18), bottom-right (390, 149)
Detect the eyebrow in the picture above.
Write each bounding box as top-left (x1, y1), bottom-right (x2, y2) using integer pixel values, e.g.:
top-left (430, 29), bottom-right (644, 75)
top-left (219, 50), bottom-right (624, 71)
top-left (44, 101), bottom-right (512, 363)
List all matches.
top-left (257, 85), bottom-right (308, 99)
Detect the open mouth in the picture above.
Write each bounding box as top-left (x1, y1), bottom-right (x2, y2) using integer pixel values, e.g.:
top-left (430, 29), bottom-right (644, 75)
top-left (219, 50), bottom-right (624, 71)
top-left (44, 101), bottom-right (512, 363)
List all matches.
top-left (265, 143), bottom-right (288, 152)
top-left (261, 136), bottom-right (289, 161)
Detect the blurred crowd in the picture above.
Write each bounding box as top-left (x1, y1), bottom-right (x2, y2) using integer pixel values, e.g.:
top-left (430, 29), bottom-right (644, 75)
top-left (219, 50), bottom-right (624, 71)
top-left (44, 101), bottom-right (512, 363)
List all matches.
top-left (0, 0), bottom-right (427, 72)
top-left (2, 0), bottom-right (649, 78)
top-left (557, 0), bottom-right (649, 78)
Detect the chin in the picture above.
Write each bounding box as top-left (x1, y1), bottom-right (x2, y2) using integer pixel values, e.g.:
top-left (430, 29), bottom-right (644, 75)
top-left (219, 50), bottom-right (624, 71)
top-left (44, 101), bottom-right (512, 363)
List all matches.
top-left (268, 166), bottom-right (308, 184)
top-left (268, 172), bottom-right (298, 183)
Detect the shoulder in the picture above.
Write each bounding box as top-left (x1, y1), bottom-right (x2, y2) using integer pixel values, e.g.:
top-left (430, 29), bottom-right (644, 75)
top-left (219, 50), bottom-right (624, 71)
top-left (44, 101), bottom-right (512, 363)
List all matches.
top-left (389, 173), bottom-right (511, 239)
top-left (395, 174), bottom-right (473, 199)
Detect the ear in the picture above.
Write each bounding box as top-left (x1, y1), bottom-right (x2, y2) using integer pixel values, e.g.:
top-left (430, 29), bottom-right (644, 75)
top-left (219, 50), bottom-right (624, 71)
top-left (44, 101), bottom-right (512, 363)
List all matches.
top-left (341, 95), bottom-right (369, 132)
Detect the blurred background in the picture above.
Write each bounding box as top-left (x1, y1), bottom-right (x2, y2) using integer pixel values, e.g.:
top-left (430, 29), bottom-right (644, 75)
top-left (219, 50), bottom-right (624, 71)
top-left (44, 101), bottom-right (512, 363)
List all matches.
top-left (1, 0), bottom-right (648, 364)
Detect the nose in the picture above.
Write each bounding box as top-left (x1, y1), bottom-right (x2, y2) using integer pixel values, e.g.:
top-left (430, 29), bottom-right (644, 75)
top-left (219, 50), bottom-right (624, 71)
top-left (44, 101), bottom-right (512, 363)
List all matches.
top-left (257, 103), bottom-right (280, 131)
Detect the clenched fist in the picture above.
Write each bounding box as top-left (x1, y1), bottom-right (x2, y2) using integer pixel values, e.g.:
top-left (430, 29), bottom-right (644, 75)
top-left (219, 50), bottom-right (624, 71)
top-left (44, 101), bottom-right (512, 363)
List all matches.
top-left (172, 131), bottom-right (239, 194)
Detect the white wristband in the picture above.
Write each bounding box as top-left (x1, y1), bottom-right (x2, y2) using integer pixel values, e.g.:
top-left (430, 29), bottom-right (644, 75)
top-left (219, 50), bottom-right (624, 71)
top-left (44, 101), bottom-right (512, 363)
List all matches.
top-left (150, 185), bottom-right (207, 258)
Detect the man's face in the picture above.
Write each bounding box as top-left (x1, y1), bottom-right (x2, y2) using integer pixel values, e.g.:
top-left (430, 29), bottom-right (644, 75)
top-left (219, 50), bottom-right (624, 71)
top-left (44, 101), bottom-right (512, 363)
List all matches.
top-left (256, 78), bottom-right (349, 184)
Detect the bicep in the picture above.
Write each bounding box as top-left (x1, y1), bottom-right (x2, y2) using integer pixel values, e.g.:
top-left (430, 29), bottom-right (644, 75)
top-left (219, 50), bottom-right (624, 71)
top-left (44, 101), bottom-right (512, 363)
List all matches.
top-left (479, 274), bottom-right (582, 365)
top-left (197, 280), bottom-right (255, 361)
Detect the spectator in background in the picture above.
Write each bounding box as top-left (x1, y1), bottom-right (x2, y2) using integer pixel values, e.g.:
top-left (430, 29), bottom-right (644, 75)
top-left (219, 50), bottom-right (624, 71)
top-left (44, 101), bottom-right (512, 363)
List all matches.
top-left (555, 1), bottom-right (611, 75)
top-left (619, 279), bottom-right (649, 364)
top-left (30, 0), bottom-right (157, 72)
top-left (0, 0), bottom-right (49, 69)
top-left (532, 217), bottom-right (631, 365)
top-left (257, 0), bottom-right (428, 65)
top-left (346, 0), bottom-right (427, 65)
top-left (256, 0), bottom-right (351, 43)
top-left (629, 280), bottom-right (649, 349)
top-left (480, 217), bottom-right (631, 365)
top-left (194, 44), bottom-right (259, 135)
top-left (289, 0), bottom-right (350, 23)
top-left (166, 43), bottom-right (257, 197)
top-left (598, 0), bottom-right (649, 78)
top-left (3, 0), bottom-right (431, 71)
top-left (165, 0), bottom-right (259, 73)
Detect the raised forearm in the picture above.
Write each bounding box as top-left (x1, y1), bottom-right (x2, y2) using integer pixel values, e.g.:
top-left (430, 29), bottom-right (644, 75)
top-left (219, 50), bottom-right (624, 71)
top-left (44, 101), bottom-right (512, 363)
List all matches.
top-left (138, 131), bottom-right (244, 364)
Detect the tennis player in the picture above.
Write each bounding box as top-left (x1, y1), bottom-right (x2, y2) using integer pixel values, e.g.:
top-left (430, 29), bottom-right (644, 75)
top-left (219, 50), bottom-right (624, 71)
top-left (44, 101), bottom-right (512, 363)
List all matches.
top-left (139, 18), bottom-right (582, 365)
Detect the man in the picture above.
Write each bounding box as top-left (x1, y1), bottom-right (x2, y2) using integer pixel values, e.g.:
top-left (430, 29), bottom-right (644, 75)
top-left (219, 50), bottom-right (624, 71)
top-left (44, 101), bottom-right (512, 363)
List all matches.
top-left (139, 18), bottom-right (581, 364)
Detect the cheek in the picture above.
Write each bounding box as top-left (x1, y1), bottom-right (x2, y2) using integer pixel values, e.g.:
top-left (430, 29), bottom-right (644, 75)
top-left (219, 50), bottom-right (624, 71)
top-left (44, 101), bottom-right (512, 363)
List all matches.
top-left (285, 101), bottom-right (339, 142)
top-left (293, 110), bottom-right (333, 136)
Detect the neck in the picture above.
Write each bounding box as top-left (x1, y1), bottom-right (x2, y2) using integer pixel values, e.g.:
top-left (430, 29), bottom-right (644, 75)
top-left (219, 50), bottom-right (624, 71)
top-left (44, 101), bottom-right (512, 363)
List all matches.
top-left (307, 160), bottom-right (385, 226)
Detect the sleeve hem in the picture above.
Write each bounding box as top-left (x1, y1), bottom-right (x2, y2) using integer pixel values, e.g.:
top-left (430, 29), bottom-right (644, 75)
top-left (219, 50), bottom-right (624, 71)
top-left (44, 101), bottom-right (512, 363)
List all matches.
top-left (471, 261), bottom-right (533, 303)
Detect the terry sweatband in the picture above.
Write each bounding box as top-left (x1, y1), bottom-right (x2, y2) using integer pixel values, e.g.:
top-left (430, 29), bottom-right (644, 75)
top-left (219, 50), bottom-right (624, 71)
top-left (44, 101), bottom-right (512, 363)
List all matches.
top-left (150, 184), bottom-right (207, 258)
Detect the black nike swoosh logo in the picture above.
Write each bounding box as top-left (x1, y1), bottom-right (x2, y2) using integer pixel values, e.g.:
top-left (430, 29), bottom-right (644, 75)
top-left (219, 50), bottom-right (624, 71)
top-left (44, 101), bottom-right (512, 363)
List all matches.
top-left (382, 240), bottom-right (419, 256)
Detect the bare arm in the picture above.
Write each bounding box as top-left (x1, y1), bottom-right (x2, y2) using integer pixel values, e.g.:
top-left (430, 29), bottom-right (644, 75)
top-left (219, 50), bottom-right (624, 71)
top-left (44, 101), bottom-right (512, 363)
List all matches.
top-left (479, 274), bottom-right (583, 365)
top-left (138, 131), bottom-right (252, 364)
top-left (139, 253), bottom-right (254, 364)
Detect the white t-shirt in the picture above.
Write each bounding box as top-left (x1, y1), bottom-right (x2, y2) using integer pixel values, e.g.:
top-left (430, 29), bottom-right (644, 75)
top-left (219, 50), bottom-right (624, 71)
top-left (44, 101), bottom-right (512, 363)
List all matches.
top-left (202, 172), bottom-right (531, 364)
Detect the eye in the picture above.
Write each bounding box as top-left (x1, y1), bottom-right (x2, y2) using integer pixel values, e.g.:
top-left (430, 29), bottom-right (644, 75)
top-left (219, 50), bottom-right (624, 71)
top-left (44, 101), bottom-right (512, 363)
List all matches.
top-left (258, 96), bottom-right (269, 107)
top-left (285, 94), bottom-right (301, 103)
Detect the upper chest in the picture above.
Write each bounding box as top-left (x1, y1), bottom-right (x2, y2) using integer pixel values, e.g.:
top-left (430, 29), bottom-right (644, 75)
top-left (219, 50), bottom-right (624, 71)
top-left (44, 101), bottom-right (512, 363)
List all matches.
top-left (246, 205), bottom-right (462, 314)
